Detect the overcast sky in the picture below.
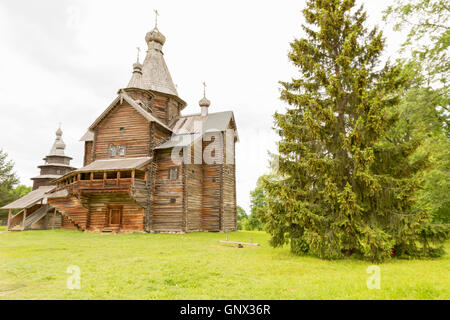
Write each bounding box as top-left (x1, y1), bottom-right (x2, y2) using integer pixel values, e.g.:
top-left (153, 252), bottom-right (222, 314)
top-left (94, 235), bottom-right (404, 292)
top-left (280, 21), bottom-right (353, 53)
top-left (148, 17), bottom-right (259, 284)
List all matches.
top-left (0, 0), bottom-right (405, 212)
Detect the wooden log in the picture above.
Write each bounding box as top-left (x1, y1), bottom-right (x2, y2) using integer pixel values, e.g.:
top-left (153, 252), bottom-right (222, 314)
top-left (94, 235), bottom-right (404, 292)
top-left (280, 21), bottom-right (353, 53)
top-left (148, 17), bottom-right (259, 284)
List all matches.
top-left (7, 209), bottom-right (11, 231)
top-left (21, 208), bottom-right (27, 231)
top-left (219, 240), bottom-right (260, 246)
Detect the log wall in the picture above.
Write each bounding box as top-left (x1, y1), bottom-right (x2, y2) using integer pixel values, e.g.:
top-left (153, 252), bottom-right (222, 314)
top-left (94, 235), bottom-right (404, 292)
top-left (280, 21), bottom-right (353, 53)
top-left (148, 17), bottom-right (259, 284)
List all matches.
top-left (94, 102), bottom-right (151, 160)
top-left (185, 164), bottom-right (203, 231)
top-left (152, 149), bottom-right (184, 232)
top-left (87, 194), bottom-right (145, 232)
top-left (84, 141), bottom-right (93, 166)
top-left (200, 132), bottom-right (224, 231)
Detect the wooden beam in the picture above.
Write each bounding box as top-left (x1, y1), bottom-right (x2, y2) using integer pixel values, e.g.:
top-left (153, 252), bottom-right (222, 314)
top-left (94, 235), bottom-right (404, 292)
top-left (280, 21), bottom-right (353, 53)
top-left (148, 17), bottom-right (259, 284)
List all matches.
top-left (7, 209), bottom-right (12, 231)
top-left (22, 208), bottom-right (27, 231)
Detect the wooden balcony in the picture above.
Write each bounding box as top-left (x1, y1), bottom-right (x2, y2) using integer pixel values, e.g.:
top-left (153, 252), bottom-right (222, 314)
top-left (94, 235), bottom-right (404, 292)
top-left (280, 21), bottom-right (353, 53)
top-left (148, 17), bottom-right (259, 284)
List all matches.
top-left (56, 170), bottom-right (147, 195)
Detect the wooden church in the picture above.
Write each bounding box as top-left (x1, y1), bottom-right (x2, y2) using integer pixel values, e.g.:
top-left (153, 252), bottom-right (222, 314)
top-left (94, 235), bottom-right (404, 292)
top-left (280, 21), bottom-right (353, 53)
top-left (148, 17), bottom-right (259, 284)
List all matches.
top-left (3, 22), bottom-right (238, 234)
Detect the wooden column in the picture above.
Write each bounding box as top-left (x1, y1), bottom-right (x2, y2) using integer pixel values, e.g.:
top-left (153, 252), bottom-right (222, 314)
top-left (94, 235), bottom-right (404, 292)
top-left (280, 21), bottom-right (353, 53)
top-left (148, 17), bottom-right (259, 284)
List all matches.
top-left (7, 209), bottom-right (12, 231)
top-left (90, 172), bottom-right (94, 187)
top-left (22, 208), bottom-right (27, 231)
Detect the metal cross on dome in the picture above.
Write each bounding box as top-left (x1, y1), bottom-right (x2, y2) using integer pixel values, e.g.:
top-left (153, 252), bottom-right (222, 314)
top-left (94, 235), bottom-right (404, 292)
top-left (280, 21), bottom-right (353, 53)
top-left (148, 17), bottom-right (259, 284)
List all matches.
top-left (203, 81), bottom-right (207, 97)
top-left (154, 9), bottom-right (159, 28)
top-left (136, 47), bottom-right (141, 63)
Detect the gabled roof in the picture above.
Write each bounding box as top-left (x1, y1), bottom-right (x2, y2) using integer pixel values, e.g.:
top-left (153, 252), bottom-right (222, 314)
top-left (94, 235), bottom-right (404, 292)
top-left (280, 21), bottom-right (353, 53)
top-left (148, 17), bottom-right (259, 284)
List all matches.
top-left (156, 111), bottom-right (239, 150)
top-left (171, 111), bottom-right (238, 136)
top-left (85, 90), bottom-right (172, 136)
top-left (1, 186), bottom-right (55, 210)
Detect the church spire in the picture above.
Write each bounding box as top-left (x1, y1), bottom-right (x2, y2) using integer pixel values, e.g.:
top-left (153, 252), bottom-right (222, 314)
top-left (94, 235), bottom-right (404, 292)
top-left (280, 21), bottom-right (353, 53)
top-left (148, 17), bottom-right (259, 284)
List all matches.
top-left (141, 11), bottom-right (179, 96)
top-left (127, 47), bottom-right (144, 89)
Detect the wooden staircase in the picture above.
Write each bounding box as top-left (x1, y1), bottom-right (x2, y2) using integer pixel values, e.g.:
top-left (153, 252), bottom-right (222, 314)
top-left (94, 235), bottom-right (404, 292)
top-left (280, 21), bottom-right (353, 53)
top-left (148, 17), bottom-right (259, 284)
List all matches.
top-left (7, 209), bottom-right (26, 231)
top-left (48, 196), bottom-right (89, 231)
top-left (23, 205), bottom-right (50, 230)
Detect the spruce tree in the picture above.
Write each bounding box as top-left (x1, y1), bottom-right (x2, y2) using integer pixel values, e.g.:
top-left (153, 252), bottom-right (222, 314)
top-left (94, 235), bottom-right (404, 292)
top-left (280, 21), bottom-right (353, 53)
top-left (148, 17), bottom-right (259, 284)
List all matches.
top-left (262, 0), bottom-right (445, 262)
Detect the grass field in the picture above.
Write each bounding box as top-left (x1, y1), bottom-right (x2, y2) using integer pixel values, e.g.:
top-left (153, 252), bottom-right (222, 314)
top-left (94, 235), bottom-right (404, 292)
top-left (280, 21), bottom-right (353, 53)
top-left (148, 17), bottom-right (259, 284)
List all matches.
top-left (0, 229), bottom-right (449, 300)
top-left (0, 226), bottom-right (6, 231)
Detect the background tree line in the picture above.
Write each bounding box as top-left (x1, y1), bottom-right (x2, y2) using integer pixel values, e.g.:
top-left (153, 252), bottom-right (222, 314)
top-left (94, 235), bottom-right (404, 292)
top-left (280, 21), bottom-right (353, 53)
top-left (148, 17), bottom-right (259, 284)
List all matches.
top-left (0, 149), bottom-right (32, 222)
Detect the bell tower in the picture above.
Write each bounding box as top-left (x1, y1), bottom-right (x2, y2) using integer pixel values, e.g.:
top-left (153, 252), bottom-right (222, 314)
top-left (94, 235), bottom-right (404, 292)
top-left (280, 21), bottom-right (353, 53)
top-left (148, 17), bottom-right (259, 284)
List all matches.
top-left (31, 127), bottom-right (76, 190)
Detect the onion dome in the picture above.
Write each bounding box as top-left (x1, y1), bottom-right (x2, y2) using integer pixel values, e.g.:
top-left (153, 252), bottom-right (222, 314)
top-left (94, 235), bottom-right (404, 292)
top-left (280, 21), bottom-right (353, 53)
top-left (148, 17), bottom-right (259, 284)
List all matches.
top-left (145, 27), bottom-right (166, 46)
top-left (199, 82), bottom-right (211, 116)
top-left (199, 96), bottom-right (211, 108)
top-left (50, 127), bottom-right (66, 156)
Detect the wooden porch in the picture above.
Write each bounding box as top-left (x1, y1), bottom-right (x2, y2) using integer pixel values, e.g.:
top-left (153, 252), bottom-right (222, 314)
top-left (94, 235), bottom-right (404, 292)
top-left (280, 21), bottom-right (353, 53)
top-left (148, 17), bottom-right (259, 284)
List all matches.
top-left (49, 168), bottom-right (149, 232)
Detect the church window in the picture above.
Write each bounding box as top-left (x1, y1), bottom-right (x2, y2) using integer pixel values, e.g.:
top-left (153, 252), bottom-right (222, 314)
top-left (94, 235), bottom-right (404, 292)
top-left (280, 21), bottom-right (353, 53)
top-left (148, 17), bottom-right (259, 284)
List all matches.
top-left (109, 145), bottom-right (126, 157)
top-left (118, 145), bottom-right (126, 156)
top-left (168, 167), bottom-right (178, 180)
top-left (109, 145), bottom-right (117, 157)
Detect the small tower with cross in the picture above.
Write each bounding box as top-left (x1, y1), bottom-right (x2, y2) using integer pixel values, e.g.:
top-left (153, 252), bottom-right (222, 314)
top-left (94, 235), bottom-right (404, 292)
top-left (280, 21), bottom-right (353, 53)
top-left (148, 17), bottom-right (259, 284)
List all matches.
top-left (199, 81), bottom-right (211, 116)
top-left (31, 126), bottom-right (76, 190)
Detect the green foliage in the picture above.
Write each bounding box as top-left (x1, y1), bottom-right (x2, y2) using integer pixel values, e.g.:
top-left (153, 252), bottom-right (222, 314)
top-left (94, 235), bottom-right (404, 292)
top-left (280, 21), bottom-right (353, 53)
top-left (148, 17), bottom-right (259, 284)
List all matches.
top-left (384, 0), bottom-right (449, 87)
top-left (0, 149), bottom-right (31, 218)
top-left (244, 176), bottom-right (266, 231)
top-left (384, 0), bottom-right (449, 225)
top-left (237, 201), bottom-right (264, 231)
top-left (262, 0), bottom-right (445, 262)
top-left (0, 149), bottom-right (19, 217)
top-left (236, 206), bottom-right (248, 230)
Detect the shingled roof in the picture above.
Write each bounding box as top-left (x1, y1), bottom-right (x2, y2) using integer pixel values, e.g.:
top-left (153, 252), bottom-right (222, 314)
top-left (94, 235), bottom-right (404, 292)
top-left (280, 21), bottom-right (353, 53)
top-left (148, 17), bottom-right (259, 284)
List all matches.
top-left (141, 26), bottom-right (178, 96)
top-left (156, 111), bottom-right (238, 150)
top-left (1, 186), bottom-right (55, 210)
top-left (75, 157), bottom-right (152, 172)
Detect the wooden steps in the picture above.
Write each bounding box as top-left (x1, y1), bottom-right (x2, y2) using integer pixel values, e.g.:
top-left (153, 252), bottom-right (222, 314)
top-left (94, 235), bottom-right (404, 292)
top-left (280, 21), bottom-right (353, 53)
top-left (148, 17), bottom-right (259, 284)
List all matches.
top-left (48, 196), bottom-right (89, 231)
top-left (23, 205), bottom-right (50, 230)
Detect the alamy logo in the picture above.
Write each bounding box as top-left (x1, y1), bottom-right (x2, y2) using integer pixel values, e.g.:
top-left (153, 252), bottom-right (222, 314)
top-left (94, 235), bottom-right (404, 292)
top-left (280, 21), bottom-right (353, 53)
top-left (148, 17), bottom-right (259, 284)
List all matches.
top-left (66, 265), bottom-right (81, 290)
top-left (366, 265), bottom-right (381, 290)
top-left (170, 119), bottom-right (235, 165)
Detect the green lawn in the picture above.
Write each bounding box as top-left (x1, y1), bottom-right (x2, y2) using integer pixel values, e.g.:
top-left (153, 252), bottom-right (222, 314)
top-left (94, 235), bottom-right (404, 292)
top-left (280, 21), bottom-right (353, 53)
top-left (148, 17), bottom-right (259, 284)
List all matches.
top-left (0, 226), bottom-right (6, 231)
top-left (0, 229), bottom-right (448, 299)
